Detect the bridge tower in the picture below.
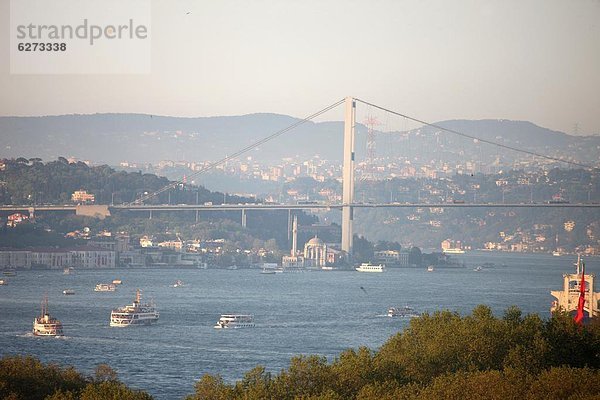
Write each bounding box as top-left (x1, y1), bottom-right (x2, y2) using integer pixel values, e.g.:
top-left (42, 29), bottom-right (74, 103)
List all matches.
top-left (341, 96), bottom-right (356, 258)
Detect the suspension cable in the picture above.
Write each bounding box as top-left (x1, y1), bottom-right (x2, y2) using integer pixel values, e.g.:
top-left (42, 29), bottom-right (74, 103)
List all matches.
top-left (355, 98), bottom-right (594, 169)
top-left (127, 98), bottom-right (346, 205)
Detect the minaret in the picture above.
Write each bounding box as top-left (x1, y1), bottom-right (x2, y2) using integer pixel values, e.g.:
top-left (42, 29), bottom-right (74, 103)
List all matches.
top-left (291, 215), bottom-right (298, 255)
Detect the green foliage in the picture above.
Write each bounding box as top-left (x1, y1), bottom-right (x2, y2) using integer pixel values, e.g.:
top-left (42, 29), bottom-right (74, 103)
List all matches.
top-left (185, 374), bottom-right (233, 400)
top-left (79, 381), bottom-right (153, 400)
top-left (0, 355), bottom-right (86, 400)
top-left (0, 223), bottom-right (85, 248)
top-left (352, 235), bottom-right (374, 264)
top-left (0, 356), bottom-right (152, 400)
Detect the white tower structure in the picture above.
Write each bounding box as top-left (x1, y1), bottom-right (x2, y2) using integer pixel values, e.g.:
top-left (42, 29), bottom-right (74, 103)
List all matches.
top-left (292, 215), bottom-right (298, 255)
top-left (341, 96), bottom-right (356, 258)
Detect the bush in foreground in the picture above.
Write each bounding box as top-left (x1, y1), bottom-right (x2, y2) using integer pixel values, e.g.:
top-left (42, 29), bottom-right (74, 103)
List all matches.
top-left (0, 356), bottom-right (152, 400)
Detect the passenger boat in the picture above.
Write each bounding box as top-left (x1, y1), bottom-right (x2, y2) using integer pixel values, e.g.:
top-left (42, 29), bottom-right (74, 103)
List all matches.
top-left (214, 314), bottom-right (255, 329)
top-left (260, 268), bottom-right (277, 275)
top-left (33, 296), bottom-right (64, 336)
top-left (3, 270), bottom-right (16, 276)
top-left (442, 248), bottom-right (465, 254)
top-left (551, 255), bottom-right (599, 320)
top-left (387, 306), bottom-right (419, 318)
top-left (110, 289), bottom-right (159, 327)
top-left (95, 283), bottom-right (116, 292)
top-left (355, 263), bottom-right (385, 273)
top-left (62, 289), bottom-right (75, 295)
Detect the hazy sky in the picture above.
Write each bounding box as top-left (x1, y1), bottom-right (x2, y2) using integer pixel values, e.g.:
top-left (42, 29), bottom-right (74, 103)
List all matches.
top-left (1, 0), bottom-right (599, 135)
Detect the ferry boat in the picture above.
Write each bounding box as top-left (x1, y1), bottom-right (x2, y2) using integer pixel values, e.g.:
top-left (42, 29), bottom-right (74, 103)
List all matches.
top-left (355, 263), bottom-right (385, 273)
top-left (110, 289), bottom-right (159, 327)
top-left (551, 255), bottom-right (600, 320)
top-left (388, 306), bottom-right (419, 318)
top-left (214, 314), bottom-right (255, 329)
top-left (442, 248), bottom-right (465, 254)
top-left (95, 283), bottom-right (116, 292)
top-left (260, 268), bottom-right (277, 275)
top-left (33, 297), bottom-right (64, 336)
top-left (62, 289), bottom-right (75, 295)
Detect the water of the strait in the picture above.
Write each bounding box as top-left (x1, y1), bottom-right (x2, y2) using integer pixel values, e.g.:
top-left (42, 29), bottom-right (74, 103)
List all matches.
top-left (1, 251), bottom-right (597, 399)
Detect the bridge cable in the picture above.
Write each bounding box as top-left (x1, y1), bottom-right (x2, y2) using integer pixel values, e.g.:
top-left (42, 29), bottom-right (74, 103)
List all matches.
top-left (355, 98), bottom-right (595, 169)
top-left (128, 98), bottom-right (346, 205)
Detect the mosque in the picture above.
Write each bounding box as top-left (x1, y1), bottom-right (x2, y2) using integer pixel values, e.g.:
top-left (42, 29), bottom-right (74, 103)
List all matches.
top-left (282, 216), bottom-right (345, 269)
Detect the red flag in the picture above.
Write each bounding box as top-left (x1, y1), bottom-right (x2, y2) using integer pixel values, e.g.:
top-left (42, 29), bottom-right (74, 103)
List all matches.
top-left (574, 261), bottom-right (586, 325)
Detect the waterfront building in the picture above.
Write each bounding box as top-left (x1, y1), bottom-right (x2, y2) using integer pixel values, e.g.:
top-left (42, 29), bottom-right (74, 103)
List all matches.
top-left (303, 236), bottom-right (327, 268)
top-left (71, 190), bottom-right (95, 203)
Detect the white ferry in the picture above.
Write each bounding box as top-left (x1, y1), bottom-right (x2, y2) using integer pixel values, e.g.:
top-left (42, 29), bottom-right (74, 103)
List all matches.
top-left (214, 314), bottom-right (255, 329)
top-left (355, 263), bottom-right (385, 273)
top-left (33, 297), bottom-right (64, 336)
top-left (110, 289), bottom-right (159, 327)
top-left (95, 283), bottom-right (116, 292)
top-left (442, 248), bottom-right (465, 254)
top-left (388, 306), bottom-right (419, 318)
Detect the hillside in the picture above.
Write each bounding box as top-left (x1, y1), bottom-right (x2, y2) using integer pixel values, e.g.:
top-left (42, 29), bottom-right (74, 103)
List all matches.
top-left (1, 114), bottom-right (598, 166)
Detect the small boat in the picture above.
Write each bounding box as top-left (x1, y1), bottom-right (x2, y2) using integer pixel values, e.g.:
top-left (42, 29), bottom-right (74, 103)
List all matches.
top-left (171, 279), bottom-right (185, 288)
top-left (63, 267), bottom-right (74, 275)
top-left (388, 306), bottom-right (419, 318)
top-left (355, 263), bottom-right (385, 273)
top-left (214, 314), bottom-right (255, 329)
top-left (112, 279), bottom-right (122, 285)
top-left (473, 266), bottom-right (483, 272)
top-left (227, 265), bottom-right (239, 270)
top-left (552, 251), bottom-right (562, 257)
top-left (427, 265), bottom-right (435, 272)
top-left (33, 296), bottom-right (64, 336)
top-left (260, 269), bottom-right (277, 275)
top-left (110, 289), bottom-right (159, 327)
top-left (0, 279), bottom-right (6, 285)
top-left (94, 283), bottom-right (116, 292)
top-left (3, 270), bottom-right (16, 276)
top-left (443, 248), bottom-right (465, 254)
top-left (62, 289), bottom-right (75, 295)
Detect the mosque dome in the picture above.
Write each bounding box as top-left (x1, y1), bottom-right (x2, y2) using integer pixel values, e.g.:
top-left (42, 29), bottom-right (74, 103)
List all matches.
top-left (307, 236), bottom-right (324, 246)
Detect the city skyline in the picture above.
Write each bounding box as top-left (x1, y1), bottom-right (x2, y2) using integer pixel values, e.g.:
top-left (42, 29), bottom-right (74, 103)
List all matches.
top-left (1, 0), bottom-right (599, 135)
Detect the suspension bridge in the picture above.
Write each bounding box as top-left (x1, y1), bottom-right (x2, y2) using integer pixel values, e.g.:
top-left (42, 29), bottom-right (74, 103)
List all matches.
top-left (2, 97), bottom-right (598, 256)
